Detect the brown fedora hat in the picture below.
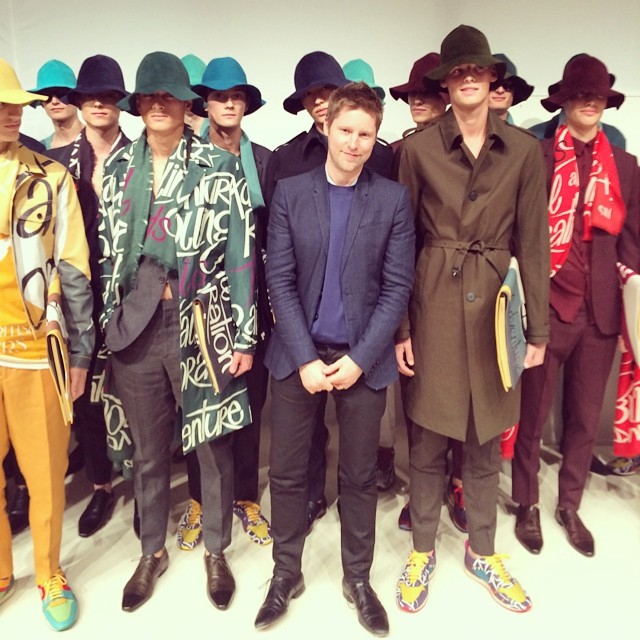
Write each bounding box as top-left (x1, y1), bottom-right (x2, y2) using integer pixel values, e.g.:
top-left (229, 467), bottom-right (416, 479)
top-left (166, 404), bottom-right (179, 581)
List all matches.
top-left (390, 52), bottom-right (445, 102)
top-left (541, 55), bottom-right (624, 112)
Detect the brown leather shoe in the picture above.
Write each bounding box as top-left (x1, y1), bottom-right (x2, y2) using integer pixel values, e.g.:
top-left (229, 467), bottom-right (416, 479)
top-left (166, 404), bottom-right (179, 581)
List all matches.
top-left (555, 508), bottom-right (594, 557)
top-left (205, 553), bottom-right (235, 610)
top-left (514, 505), bottom-right (543, 554)
top-left (122, 549), bottom-right (169, 611)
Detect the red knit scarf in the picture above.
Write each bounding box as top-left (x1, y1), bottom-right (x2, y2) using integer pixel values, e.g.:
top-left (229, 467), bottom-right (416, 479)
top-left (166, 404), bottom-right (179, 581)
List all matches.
top-left (548, 125), bottom-right (625, 277)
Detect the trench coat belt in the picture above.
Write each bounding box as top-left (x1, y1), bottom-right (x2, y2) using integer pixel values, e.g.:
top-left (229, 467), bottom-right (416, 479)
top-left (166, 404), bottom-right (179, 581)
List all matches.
top-left (424, 239), bottom-right (510, 279)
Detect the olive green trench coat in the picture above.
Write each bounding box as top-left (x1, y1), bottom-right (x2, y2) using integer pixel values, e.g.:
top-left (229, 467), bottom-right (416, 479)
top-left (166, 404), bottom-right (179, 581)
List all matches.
top-left (397, 110), bottom-right (550, 444)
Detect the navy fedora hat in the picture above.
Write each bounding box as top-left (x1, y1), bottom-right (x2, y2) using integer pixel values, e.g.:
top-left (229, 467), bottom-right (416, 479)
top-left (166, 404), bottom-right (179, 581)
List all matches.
top-left (283, 51), bottom-right (349, 115)
top-left (193, 57), bottom-right (265, 116)
top-left (67, 54), bottom-right (129, 106)
top-left (492, 53), bottom-right (534, 106)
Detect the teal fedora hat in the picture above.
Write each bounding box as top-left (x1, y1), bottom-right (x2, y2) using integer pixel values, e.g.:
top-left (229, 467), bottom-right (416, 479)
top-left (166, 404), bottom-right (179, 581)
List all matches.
top-left (30, 59), bottom-right (76, 106)
top-left (192, 57), bottom-right (265, 115)
top-left (343, 59), bottom-right (385, 102)
top-left (181, 54), bottom-right (206, 85)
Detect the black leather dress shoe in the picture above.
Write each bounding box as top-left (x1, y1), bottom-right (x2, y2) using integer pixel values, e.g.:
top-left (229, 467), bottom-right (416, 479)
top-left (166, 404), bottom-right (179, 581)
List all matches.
top-left (8, 486), bottom-right (29, 535)
top-left (122, 549), bottom-right (169, 611)
top-left (514, 505), bottom-right (543, 554)
top-left (133, 500), bottom-right (140, 540)
top-left (254, 574), bottom-right (305, 629)
top-left (555, 508), bottom-right (594, 557)
top-left (78, 489), bottom-right (115, 537)
top-left (342, 578), bottom-right (389, 637)
top-left (306, 497), bottom-right (328, 532)
top-left (205, 553), bottom-right (235, 610)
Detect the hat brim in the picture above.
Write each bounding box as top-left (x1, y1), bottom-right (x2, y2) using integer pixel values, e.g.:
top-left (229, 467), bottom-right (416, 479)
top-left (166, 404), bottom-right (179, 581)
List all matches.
top-left (28, 86), bottom-right (73, 109)
top-left (68, 86), bottom-right (129, 108)
top-left (118, 85), bottom-right (200, 116)
top-left (541, 87), bottom-right (625, 112)
top-left (192, 83), bottom-right (265, 116)
top-left (283, 76), bottom-right (349, 114)
top-left (0, 88), bottom-right (48, 106)
top-left (423, 56), bottom-right (506, 95)
top-left (496, 75), bottom-right (534, 107)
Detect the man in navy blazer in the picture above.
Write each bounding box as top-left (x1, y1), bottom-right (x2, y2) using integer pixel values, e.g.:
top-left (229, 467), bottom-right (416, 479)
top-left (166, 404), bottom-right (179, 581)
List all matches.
top-left (255, 83), bottom-right (415, 636)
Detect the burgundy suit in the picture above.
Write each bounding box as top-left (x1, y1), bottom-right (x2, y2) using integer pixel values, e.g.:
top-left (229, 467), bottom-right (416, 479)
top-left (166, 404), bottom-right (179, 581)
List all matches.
top-left (512, 136), bottom-right (640, 509)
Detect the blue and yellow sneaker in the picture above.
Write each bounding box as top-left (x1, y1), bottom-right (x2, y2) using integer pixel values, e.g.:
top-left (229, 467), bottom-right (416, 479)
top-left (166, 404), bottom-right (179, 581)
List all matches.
top-left (177, 499), bottom-right (203, 550)
top-left (396, 549), bottom-right (436, 613)
top-left (38, 572), bottom-right (78, 631)
top-left (0, 575), bottom-right (16, 607)
top-left (463, 540), bottom-right (532, 612)
top-left (233, 500), bottom-right (272, 546)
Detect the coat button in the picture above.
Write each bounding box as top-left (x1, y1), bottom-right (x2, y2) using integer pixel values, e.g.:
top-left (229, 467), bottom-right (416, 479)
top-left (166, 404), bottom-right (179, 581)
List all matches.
top-left (466, 292), bottom-right (476, 302)
top-left (469, 191), bottom-right (478, 201)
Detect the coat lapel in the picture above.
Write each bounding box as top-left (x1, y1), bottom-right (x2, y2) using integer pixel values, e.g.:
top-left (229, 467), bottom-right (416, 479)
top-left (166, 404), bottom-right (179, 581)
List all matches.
top-left (312, 167), bottom-right (330, 258)
top-left (340, 170), bottom-right (369, 274)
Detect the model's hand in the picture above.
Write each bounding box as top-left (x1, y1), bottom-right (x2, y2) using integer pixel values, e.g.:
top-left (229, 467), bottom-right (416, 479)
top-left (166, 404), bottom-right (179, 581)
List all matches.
top-left (229, 351), bottom-right (254, 377)
top-left (69, 367), bottom-right (88, 401)
top-left (299, 359), bottom-right (333, 394)
top-left (395, 338), bottom-right (415, 376)
top-left (324, 355), bottom-right (363, 390)
top-left (523, 343), bottom-right (546, 369)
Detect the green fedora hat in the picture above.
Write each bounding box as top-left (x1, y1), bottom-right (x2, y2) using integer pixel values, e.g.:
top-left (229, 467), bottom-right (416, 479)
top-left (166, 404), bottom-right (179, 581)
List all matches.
top-left (343, 59), bottom-right (385, 102)
top-left (119, 51), bottom-right (200, 116)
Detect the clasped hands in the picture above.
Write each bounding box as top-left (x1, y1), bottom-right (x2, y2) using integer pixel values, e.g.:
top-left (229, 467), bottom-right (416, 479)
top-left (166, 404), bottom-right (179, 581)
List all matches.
top-left (299, 355), bottom-right (363, 394)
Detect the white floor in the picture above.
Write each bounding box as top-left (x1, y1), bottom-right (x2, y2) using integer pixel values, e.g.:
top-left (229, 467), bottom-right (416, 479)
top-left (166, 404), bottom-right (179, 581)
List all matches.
top-left (3, 437), bottom-right (639, 639)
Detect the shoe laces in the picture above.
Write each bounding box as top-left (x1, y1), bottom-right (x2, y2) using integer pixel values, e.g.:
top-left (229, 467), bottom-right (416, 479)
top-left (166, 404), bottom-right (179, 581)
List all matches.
top-left (42, 574), bottom-right (68, 605)
top-left (482, 554), bottom-right (515, 588)
top-left (239, 501), bottom-right (263, 525)
top-left (404, 550), bottom-right (431, 583)
top-left (186, 500), bottom-right (202, 526)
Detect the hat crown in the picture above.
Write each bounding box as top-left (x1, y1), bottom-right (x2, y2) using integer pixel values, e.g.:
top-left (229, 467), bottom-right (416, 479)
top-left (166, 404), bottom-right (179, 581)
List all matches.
top-left (293, 51), bottom-right (346, 92)
top-left (76, 55), bottom-right (126, 93)
top-left (135, 51), bottom-right (189, 94)
top-left (35, 60), bottom-right (76, 91)
top-left (181, 54), bottom-right (206, 86)
top-left (440, 25), bottom-right (493, 67)
top-left (409, 53), bottom-right (441, 85)
top-left (0, 59), bottom-right (24, 95)
top-left (561, 55), bottom-right (611, 96)
top-left (343, 59), bottom-right (375, 86)
top-left (201, 57), bottom-right (249, 90)
top-left (493, 53), bottom-right (517, 79)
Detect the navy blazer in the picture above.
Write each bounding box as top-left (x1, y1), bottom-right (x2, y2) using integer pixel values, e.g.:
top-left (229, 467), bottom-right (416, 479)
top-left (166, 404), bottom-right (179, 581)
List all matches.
top-left (265, 165), bottom-right (415, 390)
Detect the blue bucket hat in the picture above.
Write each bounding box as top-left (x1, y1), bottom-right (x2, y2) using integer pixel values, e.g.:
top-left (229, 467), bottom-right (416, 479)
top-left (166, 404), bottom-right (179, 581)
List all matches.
top-left (30, 59), bottom-right (76, 101)
top-left (67, 55), bottom-right (129, 107)
top-left (343, 59), bottom-right (385, 102)
top-left (118, 51), bottom-right (200, 116)
top-left (492, 54), bottom-right (534, 106)
top-left (192, 57), bottom-right (265, 116)
top-left (283, 51), bottom-right (349, 114)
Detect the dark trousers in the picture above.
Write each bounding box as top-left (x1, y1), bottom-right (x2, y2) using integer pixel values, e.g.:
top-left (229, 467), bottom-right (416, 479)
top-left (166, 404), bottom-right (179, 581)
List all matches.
top-left (269, 346), bottom-right (386, 581)
top-left (410, 415), bottom-right (501, 556)
top-left (512, 305), bottom-right (617, 510)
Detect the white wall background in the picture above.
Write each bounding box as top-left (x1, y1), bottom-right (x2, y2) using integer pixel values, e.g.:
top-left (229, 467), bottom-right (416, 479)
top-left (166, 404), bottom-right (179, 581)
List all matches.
top-left (2, 0), bottom-right (639, 157)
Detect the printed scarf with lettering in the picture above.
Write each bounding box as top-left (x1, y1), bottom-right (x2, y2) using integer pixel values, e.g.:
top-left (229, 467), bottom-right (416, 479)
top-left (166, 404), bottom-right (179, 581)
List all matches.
top-left (548, 125), bottom-right (625, 277)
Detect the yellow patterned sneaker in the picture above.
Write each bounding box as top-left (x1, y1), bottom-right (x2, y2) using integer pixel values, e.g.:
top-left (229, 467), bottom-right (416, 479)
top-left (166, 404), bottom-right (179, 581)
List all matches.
top-left (233, 500), bottom-right (272, 546)
top-left (177, 499), bottom-right (203, 550)
top-left (464, 541), bottom-right (532, 612)
top-left (0, 575), bottom-right (16, 607)
top-left (38, 572), bottom-right (78, 631)
top-left (396, 549), bottom-right (436, 613)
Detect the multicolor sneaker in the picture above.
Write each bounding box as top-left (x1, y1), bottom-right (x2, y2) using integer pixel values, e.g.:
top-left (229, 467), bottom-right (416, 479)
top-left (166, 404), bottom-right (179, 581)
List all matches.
top-left (177, 499), bottom-right (203, 550)
top-left (463, 541), bottom-right (532, 613)
top-left (608, 455), bottom-right (640, 476)
top-left (38, 572), bottom-right (78, 631)
top-left (445, 475), bottom-right (468, 533)
top-left (233, 500), bottom-right (272, 545)
top-left (0, 575), bottom-right (16, 607)
top-left (396, 549), bottom-right (436, 613)
top-left (398, 501), bottom-right (412, 531)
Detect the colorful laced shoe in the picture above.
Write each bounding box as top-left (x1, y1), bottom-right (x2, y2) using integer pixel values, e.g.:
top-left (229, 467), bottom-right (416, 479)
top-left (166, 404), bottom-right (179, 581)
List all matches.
top-left (233, 500), bottom-right (272, 545)
top-left (398, 501), bottom-right (412, 531)
top-left (445, 475), bottom-right (468, 533)
top-left (176, 499), bottom-right (203, 550)
top-left (0, 575), bottom-right (16, 607)
top-left (38, 573), bottom-right (78, 631)
top-left (396, 549), bottom-right (436, 613)
top-left (608, 455), bottom-right (640, 476)
top-left (463, 541), bottom-right (532, 613)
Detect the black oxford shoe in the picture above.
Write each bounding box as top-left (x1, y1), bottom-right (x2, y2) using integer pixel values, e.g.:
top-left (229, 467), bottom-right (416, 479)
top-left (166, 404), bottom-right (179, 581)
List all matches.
top-left (555, 508), bottom-right (594, 557)
top-left (254, 574), bottom-right (305, 629)
top-left (205, 553), bottom-right (235, 610)
top-left (342, 578), bottom-right (389, 637)
top-left (306, 497), bottom-right (328, 532)
top-left (122, 549), bottom-right (169, 611)
top-left (78, 489), bottom-right (115, 537)
top-left (514, 504), bottom-right (543, 554)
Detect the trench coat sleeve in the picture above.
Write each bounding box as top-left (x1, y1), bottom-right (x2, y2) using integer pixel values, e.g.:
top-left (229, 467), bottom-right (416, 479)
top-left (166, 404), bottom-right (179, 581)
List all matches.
top-left (265, 181), bottom-right (319, 370)
top-left (512, 140), bottom-right (550, 345)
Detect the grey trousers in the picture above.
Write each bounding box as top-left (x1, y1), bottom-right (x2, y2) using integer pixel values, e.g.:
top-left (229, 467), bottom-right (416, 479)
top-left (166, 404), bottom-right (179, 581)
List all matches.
top-left (111, 300), bottom-right (232, 556)
top-left (410, 417), bottom-right (502, 556)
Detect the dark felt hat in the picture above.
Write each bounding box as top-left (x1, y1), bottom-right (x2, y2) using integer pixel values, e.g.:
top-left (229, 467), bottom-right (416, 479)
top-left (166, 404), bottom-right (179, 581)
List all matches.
top-left (67, 55), bottom-right (128, 107)
top-left (423, 25), bottom-right (506, 93)
top-left (283, 51), bottom-right (349, 114)
top-left (389, 52), bottom-right (442, 102)
top-left (118, 51), bottom-right (200, 116)
top-left (192, 57), bottom-right (265, 116)
top-left (541, 55), bottom-right (624, 112)
top-left (492, 53), bottom-right (534, 106)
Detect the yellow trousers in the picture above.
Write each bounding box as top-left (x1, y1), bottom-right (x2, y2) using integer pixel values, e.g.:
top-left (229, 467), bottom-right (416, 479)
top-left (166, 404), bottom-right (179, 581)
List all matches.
top-left (0, 367), bottom-right (69, 584)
